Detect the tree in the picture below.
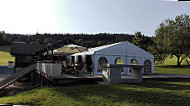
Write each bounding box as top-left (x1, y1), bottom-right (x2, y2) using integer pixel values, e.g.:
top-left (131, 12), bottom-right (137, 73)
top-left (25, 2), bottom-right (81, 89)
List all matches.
top-left (97, 40), bottom-right (103, 46)
top-left (44, 38), bottom-right (53, 44)
top-left (132, 31), bottom-right (153, 51)
top-left (0, 31), bottom-right (10, 45)
top-left (35, 38), bottom-right (42, 44)
top-left (154, 14), bottom-right (190, 67)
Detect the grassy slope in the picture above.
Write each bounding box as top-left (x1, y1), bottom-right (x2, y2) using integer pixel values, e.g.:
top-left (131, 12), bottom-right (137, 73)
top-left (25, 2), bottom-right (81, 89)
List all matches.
top-left (0, 45), bottom-right (14, 65)
top-left (1, 80), bottom-right (190, 105)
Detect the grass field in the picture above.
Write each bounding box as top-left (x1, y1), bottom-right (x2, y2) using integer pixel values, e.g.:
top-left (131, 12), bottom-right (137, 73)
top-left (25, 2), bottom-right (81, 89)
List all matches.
top-left (1, 79), bottom-right (190, 105)
top-left (0, 45), bottom-right (14, 65)
top-left (154, 56), bottom-right (190, 75)
top-left (162, 56), bottom-right (190, 66)
top-left (155, 65), bottom-right (190, 75)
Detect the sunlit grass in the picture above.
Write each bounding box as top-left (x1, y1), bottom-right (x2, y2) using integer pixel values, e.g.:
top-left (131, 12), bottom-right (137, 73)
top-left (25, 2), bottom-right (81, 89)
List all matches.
top-left (155, 56), bottom-right (190, 75)
top-left (161, 56), bottom-right (189, 66)
top-left (155, 65), bottom-right (190, 75)
top-left (0, 45), bottom-right (14, 66)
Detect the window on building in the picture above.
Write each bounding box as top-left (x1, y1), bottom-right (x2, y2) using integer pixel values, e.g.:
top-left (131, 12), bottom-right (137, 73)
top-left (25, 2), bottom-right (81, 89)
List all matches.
top-left (131, 59), bottom-right (138, 65)
top-left (98, 57), bottom-right (108, 72)
top-left (86, 55), bottom-right (93, 73)
top-left (130, 59), bottom-right (138, 73)
top-left (78, 55), bottom-right (82, 62)
top-left (144, 60), bottom-right (151, 74)
top-left (115, 57), bottom-right (124, 72)
top-left (71, 56), bottom-right (75, 64)
top-left (115, 57), bottom-right (124, 64)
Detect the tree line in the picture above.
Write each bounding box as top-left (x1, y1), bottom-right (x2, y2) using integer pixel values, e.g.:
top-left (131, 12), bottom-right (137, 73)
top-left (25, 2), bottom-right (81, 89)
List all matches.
top-left (2, 31), bottom-right (154, 51)
top-left (0, 31), bottom-right (10, 45)
top-left (3, 32), bottom-right (153, 48)
top-left (1, 14), bottom-right (190, 67)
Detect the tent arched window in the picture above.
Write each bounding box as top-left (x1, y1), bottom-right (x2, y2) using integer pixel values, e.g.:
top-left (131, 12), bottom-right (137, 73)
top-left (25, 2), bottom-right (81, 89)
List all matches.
top-left (115, 57), bottom-right (124, 72)
top-left (115, 57), bottom-right (124, 64)
top-left (144, 60), bottom-right (151, 74)
top-left (129, 59), bottom-right (138, 73)
top-left (98, 57), bottom-right (108, 72)
top-left (131, 59), bottom-right (138, 65)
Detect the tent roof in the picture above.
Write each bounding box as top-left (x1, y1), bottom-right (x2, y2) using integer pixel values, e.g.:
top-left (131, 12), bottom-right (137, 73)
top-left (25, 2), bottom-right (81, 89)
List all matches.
top-left (63, 44), bottom-right (84, 48)
top-left (55, 44), bottom-right (88, 54)
top-left (73, 41), bottom-right (154, 58)
top-left (88, 42), bottom-right (120, 53)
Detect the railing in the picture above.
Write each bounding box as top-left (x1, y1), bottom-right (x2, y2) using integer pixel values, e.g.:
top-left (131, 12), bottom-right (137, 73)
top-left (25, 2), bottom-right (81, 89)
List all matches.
top-left (0, 64), bottom-right (35, 90)
top-left (36, 61), bottom-right (62, 77)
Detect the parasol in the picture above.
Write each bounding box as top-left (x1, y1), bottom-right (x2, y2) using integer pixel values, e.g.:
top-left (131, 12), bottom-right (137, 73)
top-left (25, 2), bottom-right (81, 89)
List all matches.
top-left (53, 44), bottom-right (88, 55)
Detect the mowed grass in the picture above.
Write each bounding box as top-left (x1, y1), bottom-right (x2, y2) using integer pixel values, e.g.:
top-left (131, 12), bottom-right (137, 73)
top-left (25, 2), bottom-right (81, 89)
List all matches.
top-left (162, 56), bottom-right (190, 66)
top-left (155, 65), bottom-right (190, 75)
top-left (155, 56), bottom-right (190, 75)
top-left (0, 45), bottom-right (14, 65)
top-left (1, 80), bottom-right (190, 105)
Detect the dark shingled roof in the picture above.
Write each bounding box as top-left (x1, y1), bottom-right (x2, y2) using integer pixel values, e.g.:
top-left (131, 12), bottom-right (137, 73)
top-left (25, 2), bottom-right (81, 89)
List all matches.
top-left (10, 43), bottom-right (47, 55)
top-left (10, 38), bottom-right (77, 56)
top-left (34, 38), bottom-right (77, 55)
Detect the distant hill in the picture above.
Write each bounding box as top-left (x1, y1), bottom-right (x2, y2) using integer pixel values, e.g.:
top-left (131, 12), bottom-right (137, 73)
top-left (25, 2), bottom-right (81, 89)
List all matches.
top-left (4, 33), bottom-right (136, 48)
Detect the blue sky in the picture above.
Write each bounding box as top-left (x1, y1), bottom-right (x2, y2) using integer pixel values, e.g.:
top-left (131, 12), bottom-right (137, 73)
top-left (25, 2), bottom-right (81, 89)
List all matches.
top-left (0, 0), bottom-right (190, 36)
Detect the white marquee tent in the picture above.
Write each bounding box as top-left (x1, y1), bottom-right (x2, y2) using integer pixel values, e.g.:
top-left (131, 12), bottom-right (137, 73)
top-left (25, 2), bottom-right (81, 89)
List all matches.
top-left (69, 41), bottom-right (154, 75)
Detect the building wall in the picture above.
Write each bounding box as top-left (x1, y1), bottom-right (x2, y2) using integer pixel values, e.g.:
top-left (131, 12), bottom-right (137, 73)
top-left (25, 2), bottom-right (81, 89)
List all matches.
top-left (15, 56), bottom-right (33, 67)
top-left (93, 54), bottom-right (154, 75)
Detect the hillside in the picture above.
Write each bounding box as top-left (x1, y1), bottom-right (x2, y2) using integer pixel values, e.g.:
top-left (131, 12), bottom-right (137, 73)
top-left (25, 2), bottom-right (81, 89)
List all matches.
top-left (0, 46), bottom-right (14, 65)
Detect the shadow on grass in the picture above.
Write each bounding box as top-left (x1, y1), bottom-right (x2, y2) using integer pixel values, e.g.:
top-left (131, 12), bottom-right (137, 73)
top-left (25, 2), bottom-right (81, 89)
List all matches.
top-left (52, 80), bottom-right (190, 105)
top-left (139, 79), bottom-right (190, 90)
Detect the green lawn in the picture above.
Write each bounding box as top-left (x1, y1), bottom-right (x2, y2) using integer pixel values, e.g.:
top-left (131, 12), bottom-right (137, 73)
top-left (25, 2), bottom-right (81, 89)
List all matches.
top-left (155, 56), bottom-right (190, 75)
top-left (155, 65), bottom-right (190, 75)
top-left (161, 56), bottom-right (189, 66)
top-left (1, 80), bottom-right (190, 105)
top-left (0, 45), bottom-right (14, 65)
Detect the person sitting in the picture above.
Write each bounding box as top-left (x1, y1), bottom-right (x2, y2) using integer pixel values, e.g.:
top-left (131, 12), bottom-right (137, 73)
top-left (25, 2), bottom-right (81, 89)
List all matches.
top-left (77, 61), bottom-right (84, 76)
top-left (61, 61), bottom-right (68, 74)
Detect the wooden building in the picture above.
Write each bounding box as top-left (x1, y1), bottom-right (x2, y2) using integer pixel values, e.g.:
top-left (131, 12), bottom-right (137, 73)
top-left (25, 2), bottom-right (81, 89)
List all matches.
top-left (10, 39), bottom-right (76, 69)
top-left (10, 42), bottom-right (47, 70)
